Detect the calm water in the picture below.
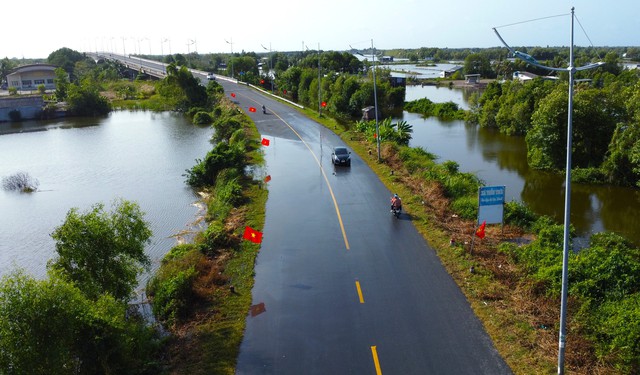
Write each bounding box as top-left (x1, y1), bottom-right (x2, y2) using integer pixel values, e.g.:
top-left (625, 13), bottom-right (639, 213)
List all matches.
top-left (397, 85), bottom-right (640, 246)
top-left (0, 111), bottom-right (213, 283)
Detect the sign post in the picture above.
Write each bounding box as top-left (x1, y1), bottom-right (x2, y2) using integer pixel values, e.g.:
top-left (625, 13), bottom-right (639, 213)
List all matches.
top-left (470, 186), bottom-right (505, 254)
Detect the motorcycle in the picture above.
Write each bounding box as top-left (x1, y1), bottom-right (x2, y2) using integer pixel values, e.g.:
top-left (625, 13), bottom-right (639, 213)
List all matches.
top-left (262, 105), bottom-right (266, 114)
top-left (391, 206), bottom-right (401, 219)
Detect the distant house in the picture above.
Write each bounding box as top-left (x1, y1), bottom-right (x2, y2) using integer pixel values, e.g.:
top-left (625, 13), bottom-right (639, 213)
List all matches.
top-left (513, 71), bottom-right (559, 82)
top-left (513, 71), bottom-right (537, 81)
top-left (465, 74), bottom-right (481, 84)
top-left (440, 65), bottom-right (463, 78)
top-left (6, 64), bottom-right (59, 91)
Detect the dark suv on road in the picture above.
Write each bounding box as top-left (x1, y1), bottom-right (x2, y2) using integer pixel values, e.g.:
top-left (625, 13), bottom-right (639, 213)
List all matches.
top-left (331, 147), bottom-right (351, 166)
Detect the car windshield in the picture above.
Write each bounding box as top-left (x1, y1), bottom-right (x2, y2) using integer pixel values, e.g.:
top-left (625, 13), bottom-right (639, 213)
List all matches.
top-left (334, 147), bottom-right (348, 155)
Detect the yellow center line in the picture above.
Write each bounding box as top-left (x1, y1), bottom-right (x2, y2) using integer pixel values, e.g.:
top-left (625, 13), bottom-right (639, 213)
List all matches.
top-left (262, 107), bottom-right (350, 250)
top-left (355, 280), bottom-right (365, 303)
top-left (371, 346), bottom-right (383, 375)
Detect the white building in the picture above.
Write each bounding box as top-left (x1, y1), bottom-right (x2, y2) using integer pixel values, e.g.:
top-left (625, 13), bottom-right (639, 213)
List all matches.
top-left (6, 64), bottom-right (58, 91)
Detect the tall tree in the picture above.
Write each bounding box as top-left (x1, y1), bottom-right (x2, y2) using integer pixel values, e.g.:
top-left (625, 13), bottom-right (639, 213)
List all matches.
top-left (49, 199), bottom-right (152, 301)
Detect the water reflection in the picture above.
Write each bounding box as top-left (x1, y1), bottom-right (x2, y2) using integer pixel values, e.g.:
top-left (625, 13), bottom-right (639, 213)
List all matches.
top-left (395, 85), bottom-right (640, 245)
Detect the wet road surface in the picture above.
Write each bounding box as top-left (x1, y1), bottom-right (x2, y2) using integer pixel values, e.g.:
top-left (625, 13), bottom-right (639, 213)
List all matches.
top-left (215, 80), bottom-right (512, 375)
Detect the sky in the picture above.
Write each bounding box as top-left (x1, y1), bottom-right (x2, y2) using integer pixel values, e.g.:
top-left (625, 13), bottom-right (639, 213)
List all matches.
top-left (3, 0), bottom-right (638, 59)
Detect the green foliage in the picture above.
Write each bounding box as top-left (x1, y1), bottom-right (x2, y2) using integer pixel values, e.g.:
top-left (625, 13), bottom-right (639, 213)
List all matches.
top-left (54, 67), bottom-right (69, 101)
top-left (184, 142), bottom-right (246, 187)
top-left (47, 47), bottom-right (87, 76)
top-left (450, 196), bottom-right (478, 220)
top-left (354, 118), bottom-right (413, 146)
top-left (570, 232), bottom-right (640, 303)
top-left (504, 200), bottom-right (538, 230)
top-left (212, 116), bottom-right (243, 143)
top-left (571, 167), bottom-right (606, 184)
top-left (590, 293), bottom-right (640, 373)
top-left (66, 81), bottom-right (111, 116)
top-left (0, 271), bottom-right (161, 374)
top-left (147, 249), bottom-right (201, 327)
top-left (404, 98), bottom-right (465, 120)
top-left (49, 199), bottom-right (152, 301)
top-left (193, 111), bottom-right (213, 125)
top-left (515, 223), bottom-right (566, 295)
top-left (157, 64), bottom-right (208, 111)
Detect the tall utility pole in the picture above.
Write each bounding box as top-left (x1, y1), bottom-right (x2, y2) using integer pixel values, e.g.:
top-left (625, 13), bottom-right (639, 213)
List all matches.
top-left (372, 39), bottom-right (380, 162)
top-left (261, 43), bottom-right (273, 92)
top-left (493, 8), bottom-right (602, 375)
top-left (225, 38), bottom-right (234, 78)
top-left (318, 43), bottom-right (322, 116)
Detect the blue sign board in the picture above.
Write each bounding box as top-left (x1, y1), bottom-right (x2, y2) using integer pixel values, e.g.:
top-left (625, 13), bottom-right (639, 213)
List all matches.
top-left (478, 186), bottom-right (505, 225)
top-left (479, 186), bottom-right (505, 206)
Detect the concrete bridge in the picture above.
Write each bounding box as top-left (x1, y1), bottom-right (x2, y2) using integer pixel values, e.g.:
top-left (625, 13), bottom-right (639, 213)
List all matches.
top-left (86, 52), bottom-right (236, 84)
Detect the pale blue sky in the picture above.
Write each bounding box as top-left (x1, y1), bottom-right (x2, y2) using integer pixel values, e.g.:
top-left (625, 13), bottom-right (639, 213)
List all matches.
top-left (3, 0), bottom-right (638, 59)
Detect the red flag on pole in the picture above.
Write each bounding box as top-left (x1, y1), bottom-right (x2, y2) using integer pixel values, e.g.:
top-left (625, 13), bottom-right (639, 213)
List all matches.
top-left (230, 93), bottom-right (236, 98)
top-left (321, 101), bottom-right (327, 107)
top-left (243, 226), bottom-right (263, 244)
top-left (249, 107), bottom-right (257, 112)
top-left (264, 175), bottom-right (271, 183)
top-left (261, 138), bottom-right (270, 146)
top-left (475, 220), bottom-right (486, 239)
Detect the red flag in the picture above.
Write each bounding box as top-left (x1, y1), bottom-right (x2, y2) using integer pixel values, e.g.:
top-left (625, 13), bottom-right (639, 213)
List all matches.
top-left (264, 175), bottom-right (271, 183)
top-left (230, 93), bottom-right (236, 98)
top-left (243, 226), bottom-right (263, 244)
top-left (373, 133), bottom-right (377, 139)
top-left (283, 89), bottom-right (287, 94)
top-left (475, 220), bottom-right (486, 239)
top-left (249, 107), bottom-right (257, 112)
top-left (321, 101), bottom-right (327, 107)
top-left (261, 138), bottom-right (270, 146)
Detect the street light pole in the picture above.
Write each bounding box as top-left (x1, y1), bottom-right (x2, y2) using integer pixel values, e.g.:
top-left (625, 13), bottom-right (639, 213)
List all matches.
top-left (372, 39), bottom-right (380, 162)
top-left (492, 8), bottom-right (602, 374)
top-left (557, 10), bottom-right (576, 374)
top-left (318, 43), bottom-right (322, 116)
top-left (225, 38), bottom-right (234, 78)
top-left (261, 43), bottom-right (274, 92)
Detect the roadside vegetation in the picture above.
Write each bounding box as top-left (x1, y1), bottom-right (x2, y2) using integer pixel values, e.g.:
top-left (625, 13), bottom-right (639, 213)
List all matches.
top-left (0, 199), bottom-right (163, 373)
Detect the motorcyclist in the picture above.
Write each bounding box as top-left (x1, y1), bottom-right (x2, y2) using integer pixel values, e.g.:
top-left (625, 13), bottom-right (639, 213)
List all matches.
top-left (262, 105), bottom-right (266, 114)
top-left (390, 193), bottom-right (402, 212)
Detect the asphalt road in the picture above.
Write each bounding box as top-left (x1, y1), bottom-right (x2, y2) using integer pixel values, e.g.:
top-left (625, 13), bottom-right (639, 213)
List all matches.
top-left (211, 79), bottom-right (513, 374)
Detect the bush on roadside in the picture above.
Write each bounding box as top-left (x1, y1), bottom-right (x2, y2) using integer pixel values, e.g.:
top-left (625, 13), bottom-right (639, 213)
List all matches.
top-left (147, 248), bottom-right (202, 326)
top-left (193, 111), bottom-right (213, 125)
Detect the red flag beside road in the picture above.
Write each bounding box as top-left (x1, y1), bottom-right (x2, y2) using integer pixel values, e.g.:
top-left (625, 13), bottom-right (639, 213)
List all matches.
top-left (261, 138), bottom-right (270, 146)
top-left (243, 226), bottom-right (263, 244)
top-left (230, 93), bottom-right (236, 98)
top-left (475, 220), bottom-right (486, 239)
top-left (249, 107), bottom-right (257, 112)
top-left (264, 175), bottom-right (271, 183)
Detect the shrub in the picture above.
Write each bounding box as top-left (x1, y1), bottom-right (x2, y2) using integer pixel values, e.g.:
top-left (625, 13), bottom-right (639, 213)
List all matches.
top-left (147, 248), bottom-right (203, 326)
top-left (450, 196), bottom-right (478, 219)
top-left (591, 293), bottom-right (640, 372)
top-left (193, 111), bottom-right (213, 125)
top-left (504, 200), bottom-right (538, 229)
top-left (2, 171), bottom-right (39, 192)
